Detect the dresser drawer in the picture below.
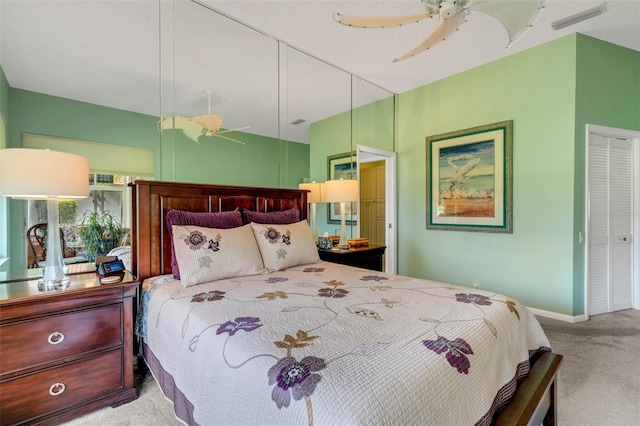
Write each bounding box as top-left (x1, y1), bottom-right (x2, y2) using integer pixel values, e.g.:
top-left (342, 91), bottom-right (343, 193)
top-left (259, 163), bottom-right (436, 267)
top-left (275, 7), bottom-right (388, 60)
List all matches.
top-left (0, 349), bottom-right (123, 425)
top-left (0, 304), bottom-right (122, 374)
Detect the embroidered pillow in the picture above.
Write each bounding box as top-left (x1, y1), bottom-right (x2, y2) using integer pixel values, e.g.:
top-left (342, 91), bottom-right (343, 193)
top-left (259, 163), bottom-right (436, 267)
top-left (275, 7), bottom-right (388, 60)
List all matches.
top-left (172, 223), bottom-right (266, 287)
top-left (251, 220), bottom-right (320, 272)
top-left (241, 206), bottom-right (300, 225)
top-left (166, 208), bottom-right (243, 279)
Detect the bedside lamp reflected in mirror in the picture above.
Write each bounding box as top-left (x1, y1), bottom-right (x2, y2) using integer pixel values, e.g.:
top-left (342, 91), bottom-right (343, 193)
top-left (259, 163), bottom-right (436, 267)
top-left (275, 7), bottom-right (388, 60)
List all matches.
top-left (298, 181), bottom-right (325, 242)
top-left (325, 178), bottom-right (358, 249)
top-left (0, 149), bottom-right (89, 289)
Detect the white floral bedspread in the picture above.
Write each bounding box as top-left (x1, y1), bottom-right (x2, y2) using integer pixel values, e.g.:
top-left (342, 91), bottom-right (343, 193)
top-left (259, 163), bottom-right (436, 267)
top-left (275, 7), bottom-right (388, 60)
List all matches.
top-left (138, 261), bottom-right (550, 426)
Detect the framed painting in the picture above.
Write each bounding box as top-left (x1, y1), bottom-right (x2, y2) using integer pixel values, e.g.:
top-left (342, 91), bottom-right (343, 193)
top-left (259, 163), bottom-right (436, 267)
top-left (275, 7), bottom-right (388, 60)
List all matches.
top-left (426, 120), bottom-right (512, 233)
top-left (326, 151), bottom-right (357, 224)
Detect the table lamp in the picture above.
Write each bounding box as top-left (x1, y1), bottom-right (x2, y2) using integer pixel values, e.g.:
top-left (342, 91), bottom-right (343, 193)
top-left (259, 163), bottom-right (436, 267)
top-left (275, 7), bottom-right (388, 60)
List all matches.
top-left (0, 149), bottom-right (89, 288)
top-left (325, 178), bottom-right (358, 249)
top-left (298, 181), bottom-right (325, 242)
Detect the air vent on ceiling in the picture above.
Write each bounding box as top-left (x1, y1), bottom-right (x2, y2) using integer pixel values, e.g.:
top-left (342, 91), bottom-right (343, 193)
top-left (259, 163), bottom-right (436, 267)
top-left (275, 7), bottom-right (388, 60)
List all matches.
top-left (551, 3), bottom-right (606, 30)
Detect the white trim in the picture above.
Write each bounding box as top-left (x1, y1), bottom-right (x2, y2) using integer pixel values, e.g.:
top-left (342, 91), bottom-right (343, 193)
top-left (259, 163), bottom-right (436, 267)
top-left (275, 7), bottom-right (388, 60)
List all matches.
top-left (585, 124), bottom-right (640, 316)
top-left (634, 136), bottom-right (640, 310)
top-left (588, 124), bottom-right (640, 140)
top-left (356, 144), bottom-right (397, 274)
top-left (527, 306), bottom-right (589, 323)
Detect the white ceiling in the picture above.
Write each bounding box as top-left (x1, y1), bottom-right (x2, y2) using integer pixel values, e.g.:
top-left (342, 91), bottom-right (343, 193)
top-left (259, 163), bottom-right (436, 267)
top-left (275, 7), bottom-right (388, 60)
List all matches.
top-left (209, 0), bottom-right (640, 93)
top-left (1, 0), bottom-right (639, 143)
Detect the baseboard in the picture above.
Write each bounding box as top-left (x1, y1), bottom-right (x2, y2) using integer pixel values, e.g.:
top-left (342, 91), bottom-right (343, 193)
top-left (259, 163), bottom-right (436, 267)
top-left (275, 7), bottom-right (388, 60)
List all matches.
top-left (528, 306), bottom-right (589, 323)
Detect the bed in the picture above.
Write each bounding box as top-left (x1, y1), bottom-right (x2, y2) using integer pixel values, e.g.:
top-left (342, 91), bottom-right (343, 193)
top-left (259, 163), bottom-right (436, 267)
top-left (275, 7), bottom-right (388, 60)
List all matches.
top-left (131, 180), bottom-right (562, 426)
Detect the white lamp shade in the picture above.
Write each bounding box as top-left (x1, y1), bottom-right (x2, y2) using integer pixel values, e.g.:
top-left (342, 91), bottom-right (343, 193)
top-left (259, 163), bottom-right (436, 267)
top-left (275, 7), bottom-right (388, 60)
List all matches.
top-left (325, 179), bottom-right (358, 203)
top-left (0, 149), bottom-right (89, 199)
top-left (298, 182), bottom-right (326, 204)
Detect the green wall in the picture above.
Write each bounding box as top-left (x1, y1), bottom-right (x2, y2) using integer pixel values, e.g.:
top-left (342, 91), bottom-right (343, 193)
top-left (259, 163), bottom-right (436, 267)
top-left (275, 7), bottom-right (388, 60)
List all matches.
top-left (2, 34), bottom-right (638, 314)
top-left (310, 95), bottom-right (396, 238)
top-left (572, 35), bottom-right (640, 313)
top-left (0, 67), bottom-right (8, 123)
top-left (3, 87), bottom-right (309, 269)
top-left (164, 125), bottom-right (306, 188)
top-left (308, 34), bottom-right (640, 317)
top-left (392, 34), bottom-right (639, 317)
top-left (397, 34), bottom-right (578, 315)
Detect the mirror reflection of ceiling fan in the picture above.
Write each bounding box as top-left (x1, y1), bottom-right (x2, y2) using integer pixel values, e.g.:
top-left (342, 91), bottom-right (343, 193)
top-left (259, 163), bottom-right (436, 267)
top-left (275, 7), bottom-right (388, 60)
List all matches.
top-left (158, 91), bottom-right (249, 145)
top-left (335, 0), bottom-right (549, 62)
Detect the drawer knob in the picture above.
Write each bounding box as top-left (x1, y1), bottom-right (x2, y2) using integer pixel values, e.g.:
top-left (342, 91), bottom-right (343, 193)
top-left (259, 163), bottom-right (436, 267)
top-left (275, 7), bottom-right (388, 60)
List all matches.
top-left (47, 331), bottom-right (65, 345)
top-left (49, 382), bottom-right (66, 396)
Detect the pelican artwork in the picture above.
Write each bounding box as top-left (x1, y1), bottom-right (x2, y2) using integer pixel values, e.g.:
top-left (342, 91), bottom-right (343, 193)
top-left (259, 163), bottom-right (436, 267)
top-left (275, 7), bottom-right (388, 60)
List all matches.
top-left (447, 157), bottom-right (480, 189)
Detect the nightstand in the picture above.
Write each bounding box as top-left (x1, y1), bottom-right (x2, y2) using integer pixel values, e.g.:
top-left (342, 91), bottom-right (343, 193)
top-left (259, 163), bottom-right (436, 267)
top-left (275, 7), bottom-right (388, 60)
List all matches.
top-left (318, 244), bottom-right (386, 271)
top-left (0, 265), bottom-right (139, 425)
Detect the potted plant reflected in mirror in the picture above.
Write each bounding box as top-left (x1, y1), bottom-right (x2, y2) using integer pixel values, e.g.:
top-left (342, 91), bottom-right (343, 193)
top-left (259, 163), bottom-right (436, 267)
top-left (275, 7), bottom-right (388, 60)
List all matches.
top-left (77, 211), bottom-right (127, 262)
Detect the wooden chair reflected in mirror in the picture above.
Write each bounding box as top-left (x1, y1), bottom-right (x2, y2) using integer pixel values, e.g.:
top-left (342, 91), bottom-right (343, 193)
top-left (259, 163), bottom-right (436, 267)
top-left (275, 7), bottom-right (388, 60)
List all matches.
top-left (26, 223), bottom-right (88, 268)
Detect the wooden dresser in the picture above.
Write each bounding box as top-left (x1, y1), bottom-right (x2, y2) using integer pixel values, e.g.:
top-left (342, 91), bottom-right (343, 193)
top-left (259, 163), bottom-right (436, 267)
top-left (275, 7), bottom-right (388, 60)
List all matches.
top-left (0, 266), bottom-right (139, 425)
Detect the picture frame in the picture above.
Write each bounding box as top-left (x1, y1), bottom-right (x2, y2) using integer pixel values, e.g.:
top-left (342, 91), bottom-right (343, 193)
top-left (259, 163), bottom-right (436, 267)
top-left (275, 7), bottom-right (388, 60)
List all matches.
top-left (326, 151), bottom-right (357, 225)
top-left (426, 120), bottom-right (513, 233)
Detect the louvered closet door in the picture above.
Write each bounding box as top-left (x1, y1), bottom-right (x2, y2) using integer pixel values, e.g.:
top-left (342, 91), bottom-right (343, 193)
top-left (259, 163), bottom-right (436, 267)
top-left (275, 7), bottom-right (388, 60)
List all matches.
top-left (588, 135), bottom-right (634, 315)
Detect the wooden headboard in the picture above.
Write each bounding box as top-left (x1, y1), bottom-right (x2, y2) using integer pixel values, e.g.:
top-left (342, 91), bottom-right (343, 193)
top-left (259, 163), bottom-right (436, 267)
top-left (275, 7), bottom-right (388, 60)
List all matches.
top-left (130, 180), bottom-right (308, 281)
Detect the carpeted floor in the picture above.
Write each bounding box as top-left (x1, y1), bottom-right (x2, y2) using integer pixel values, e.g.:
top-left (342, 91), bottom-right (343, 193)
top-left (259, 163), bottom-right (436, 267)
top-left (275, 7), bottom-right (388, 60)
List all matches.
top-left (62, 309), bottom-right (640, 425)
top-left (536, 309), bottom-right (640, 426)
top-left (62, 372), bottom-right (181, 426)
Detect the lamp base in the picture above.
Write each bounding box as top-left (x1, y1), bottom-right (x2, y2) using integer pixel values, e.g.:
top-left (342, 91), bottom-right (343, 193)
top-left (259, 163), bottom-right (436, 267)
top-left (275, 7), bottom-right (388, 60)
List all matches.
top-left (337, 201), bottom-right (350, 250)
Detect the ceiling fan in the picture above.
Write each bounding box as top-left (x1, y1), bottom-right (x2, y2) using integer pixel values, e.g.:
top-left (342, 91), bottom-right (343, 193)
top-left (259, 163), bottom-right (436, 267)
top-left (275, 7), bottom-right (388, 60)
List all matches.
top-left (335, 0), bottom-right (549, 62)
top-left (158, 92), bottom-right (249, 145)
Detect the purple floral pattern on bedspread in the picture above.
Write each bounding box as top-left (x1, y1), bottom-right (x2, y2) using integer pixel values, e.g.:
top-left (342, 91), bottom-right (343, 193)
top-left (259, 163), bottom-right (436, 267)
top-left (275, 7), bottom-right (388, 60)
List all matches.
top-left (456, 293), bottom-right (492, 305)
top-left (191, 290), bottom-right (225, 303)
top-left (138, 262), bottom-right (550, 426)
top-left (269, 356), bottom-right (326, 409)
top-left (423, 336), bottom-right (474, 374)
top-left (217, 317), bottom-right (263, 336)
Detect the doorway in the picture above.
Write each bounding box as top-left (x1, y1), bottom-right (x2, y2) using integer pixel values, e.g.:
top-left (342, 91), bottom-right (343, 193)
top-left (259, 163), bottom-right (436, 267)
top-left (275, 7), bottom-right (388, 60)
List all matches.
top-left (586, 124), bottom-right (640, 315)
top-left (360, 160), bottom-right (385, 247)
top-left (356, 145), bottom-right (397, 274)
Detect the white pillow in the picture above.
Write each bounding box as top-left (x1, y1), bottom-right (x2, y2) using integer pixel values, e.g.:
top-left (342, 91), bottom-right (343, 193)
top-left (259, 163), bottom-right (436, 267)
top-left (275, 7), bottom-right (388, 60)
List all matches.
top-left (251, 220), bottom-right (320, 272)
top-left (172, 223), bottom-right (266, 287)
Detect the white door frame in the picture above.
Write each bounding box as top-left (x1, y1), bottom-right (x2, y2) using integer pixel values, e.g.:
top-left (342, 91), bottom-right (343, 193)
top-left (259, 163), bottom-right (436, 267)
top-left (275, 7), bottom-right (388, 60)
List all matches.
top-left (356, 144), bottom-right (397, 274)
top-left (585, 124), bottom-right (640, 315)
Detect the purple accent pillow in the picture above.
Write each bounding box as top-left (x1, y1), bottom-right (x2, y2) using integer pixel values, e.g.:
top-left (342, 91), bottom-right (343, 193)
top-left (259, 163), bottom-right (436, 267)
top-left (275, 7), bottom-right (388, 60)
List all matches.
top-left (166, 208), bottom-right (243, 279)
top-left (241, 206), bottom-right (300, 225)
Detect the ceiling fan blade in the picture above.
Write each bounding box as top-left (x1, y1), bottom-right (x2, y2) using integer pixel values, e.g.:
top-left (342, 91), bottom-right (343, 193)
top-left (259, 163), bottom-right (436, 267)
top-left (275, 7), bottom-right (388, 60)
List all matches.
top-left (158, 115), bottom-right (192, 131)
top-left (334, 12), bottom-right (436, 28)
top-left (159, 116), bottom-right (204, 143)
top-left (393, 12), bottom-right (466, 62)
top-left (213, 134), bottom-right (246, 145)
top-left (191, 114), bottom-right (224, 133)
top-left (470, 0), bottom-right (548, 47)
top-left (182, 128), bottom-right (203, 144)
top-left (217, 125), bottom-right (251, 135)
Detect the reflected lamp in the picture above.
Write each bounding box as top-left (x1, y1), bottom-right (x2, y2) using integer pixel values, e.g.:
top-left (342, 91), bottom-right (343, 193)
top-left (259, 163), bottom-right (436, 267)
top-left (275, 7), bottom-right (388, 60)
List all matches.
top-left (325, 178), bottom-right (358, 249)
top-left (298, 181), bottom-right (325, 242)
top-left (0, 149), bottom-right (89, 288)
